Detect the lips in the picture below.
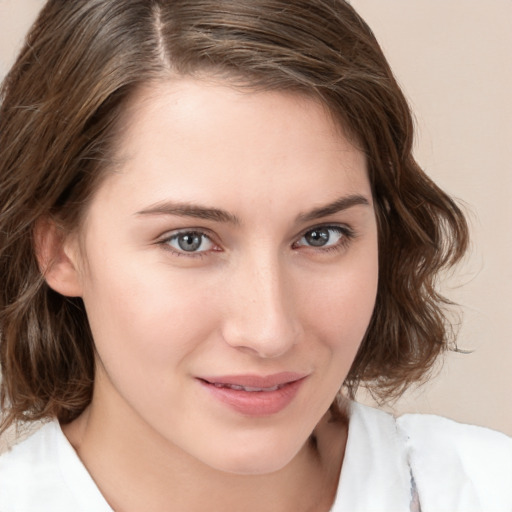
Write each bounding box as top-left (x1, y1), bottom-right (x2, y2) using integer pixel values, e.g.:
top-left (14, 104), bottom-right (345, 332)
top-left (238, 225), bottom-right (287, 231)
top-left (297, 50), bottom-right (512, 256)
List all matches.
top-left (197, 372), bottom-right (306, 416)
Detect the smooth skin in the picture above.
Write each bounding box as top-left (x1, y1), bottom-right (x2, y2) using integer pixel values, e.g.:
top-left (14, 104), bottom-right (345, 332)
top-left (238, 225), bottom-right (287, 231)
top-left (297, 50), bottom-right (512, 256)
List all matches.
top-left (39, 78), bottom-right (379, 511)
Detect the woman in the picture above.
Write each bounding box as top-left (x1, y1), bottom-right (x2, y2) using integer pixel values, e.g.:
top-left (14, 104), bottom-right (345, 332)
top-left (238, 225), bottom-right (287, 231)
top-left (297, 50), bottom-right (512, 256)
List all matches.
top-left (0, 1), bottom-right (510, 510)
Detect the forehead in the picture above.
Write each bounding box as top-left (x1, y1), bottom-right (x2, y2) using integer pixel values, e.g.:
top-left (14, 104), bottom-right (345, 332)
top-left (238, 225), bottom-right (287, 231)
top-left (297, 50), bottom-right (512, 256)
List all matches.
top-left (90, 77), bottom-right (370, 220)
top-left (119, 77), bottom-right (358, 153)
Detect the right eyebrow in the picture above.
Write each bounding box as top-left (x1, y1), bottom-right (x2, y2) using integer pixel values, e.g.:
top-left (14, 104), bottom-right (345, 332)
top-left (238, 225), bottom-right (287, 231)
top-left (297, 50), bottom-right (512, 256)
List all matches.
top-left (296, 194), bottom-right (371, 223)
top-left (135, 201), bottom-right (241, 225)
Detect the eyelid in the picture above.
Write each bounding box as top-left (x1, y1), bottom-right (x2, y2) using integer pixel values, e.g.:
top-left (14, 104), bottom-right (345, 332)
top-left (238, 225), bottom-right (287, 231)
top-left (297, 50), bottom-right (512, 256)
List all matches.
top-left (157, 228), bottom-right (222, 257)
top-left (293, 223), bottom-right (356, 250)
top-left (157, 226), bottom-right (217, 241)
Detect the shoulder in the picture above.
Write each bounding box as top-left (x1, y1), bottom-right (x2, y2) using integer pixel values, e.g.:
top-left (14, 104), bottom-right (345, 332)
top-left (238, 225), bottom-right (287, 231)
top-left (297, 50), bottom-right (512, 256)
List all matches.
top-left (334, 403), bottom-right (413, 511)
top-left (0, 419), bottom-right (112, 511)
top-left (0, 421), bottom-right (74, 510)
top-left (397, 412), bottom-right (512, 511)
top-left (397, 411), bottom-right (512, 473)
top-left (0, 421), bottom-right (62, 485)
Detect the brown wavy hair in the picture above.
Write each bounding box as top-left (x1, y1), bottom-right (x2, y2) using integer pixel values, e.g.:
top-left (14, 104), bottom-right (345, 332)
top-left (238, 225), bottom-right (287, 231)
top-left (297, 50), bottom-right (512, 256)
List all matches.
top-left (0, 0), bottom-right (468, 432)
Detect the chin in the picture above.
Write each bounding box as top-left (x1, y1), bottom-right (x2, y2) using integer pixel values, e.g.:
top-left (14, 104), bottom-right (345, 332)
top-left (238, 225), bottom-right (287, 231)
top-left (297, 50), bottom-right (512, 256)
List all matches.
top-left (201, 434), bottom-right (309, 476)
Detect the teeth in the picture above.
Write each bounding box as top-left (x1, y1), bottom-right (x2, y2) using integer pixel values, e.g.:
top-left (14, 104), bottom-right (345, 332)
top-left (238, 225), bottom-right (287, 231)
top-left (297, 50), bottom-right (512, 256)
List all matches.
top-left (212, 383), bottom-right (284, 392)
top-left (243, 385), bottom-right (279, 392)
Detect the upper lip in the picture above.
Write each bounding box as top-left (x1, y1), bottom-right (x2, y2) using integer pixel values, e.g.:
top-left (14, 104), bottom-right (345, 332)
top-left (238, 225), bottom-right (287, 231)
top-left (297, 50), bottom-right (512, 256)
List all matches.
top-left (198, 372), bottom-right (307, 389)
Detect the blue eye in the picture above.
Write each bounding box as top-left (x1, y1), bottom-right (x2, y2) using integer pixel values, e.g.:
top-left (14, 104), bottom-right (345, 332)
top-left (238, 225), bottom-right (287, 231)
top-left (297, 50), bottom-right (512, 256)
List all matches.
top-left (165, 231), bottom-right (215, 253)
top-left (295, 226), bottom-right (350, 249)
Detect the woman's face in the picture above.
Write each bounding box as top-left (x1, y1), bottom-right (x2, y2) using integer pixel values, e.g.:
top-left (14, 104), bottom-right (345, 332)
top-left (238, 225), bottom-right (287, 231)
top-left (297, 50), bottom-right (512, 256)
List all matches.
top-left (71, 79), bottom-right (378, 474)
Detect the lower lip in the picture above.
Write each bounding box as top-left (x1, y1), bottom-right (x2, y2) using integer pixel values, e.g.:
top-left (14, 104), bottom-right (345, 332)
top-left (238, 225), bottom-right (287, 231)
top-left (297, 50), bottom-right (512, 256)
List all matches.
top-left (199, 378), bottom-right (305, 416)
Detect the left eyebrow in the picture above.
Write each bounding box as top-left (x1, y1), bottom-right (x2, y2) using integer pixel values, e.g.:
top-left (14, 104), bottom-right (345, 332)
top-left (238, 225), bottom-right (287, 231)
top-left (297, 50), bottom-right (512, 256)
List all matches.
top-left (296, 194), bottom-right (371, 223)
top-left (135, 200), bottom-right (240, 224)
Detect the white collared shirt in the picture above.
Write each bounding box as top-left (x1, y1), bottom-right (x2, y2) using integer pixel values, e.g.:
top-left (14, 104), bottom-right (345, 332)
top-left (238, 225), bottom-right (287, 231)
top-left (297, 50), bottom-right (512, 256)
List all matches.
top-left (1, 402), bottom-right (511, 512)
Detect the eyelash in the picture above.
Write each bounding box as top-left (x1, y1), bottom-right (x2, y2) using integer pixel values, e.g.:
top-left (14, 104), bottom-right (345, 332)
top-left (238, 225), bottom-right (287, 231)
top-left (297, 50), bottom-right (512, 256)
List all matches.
top-left (158, 229), bottom-right (218, 259)
top-left (158, 224), bottom-right (356, 259)
top-left (292, 225), bottom-right (355, 253)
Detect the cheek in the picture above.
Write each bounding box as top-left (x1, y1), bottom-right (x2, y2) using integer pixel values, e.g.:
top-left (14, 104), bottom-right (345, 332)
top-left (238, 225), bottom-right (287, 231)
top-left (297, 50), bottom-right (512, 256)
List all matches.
top-left (297, 254), bottom-right (378, 354)
top-left (80, 252), bottom-right (220, 373)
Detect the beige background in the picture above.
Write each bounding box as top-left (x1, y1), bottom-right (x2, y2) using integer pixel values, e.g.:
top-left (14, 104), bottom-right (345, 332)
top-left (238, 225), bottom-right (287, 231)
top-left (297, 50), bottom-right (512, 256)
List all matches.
top-left (0, 1), bottom-right (511, 436)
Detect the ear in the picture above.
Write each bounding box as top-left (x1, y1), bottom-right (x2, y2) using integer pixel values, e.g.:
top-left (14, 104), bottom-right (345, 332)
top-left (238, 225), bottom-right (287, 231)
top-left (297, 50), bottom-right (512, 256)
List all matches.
top-left (33, 218), bottom-right (83, 297)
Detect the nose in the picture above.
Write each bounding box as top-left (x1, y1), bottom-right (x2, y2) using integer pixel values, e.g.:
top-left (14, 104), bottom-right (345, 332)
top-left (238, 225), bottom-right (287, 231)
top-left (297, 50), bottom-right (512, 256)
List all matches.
top-left (221, 253), bottom-right (301, 359)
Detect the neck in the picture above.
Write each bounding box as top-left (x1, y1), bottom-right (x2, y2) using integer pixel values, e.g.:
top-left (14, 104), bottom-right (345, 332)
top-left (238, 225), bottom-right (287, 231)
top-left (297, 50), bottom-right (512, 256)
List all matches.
top-left (62, 393), bottom-right (348, 512)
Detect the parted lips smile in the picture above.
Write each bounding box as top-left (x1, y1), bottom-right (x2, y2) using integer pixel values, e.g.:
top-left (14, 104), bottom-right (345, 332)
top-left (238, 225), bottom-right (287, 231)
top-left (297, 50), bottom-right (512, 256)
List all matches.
top-left (199, 372), bottom-right (306, 389)
top-left (197, 373), bottom-right (308, 415)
